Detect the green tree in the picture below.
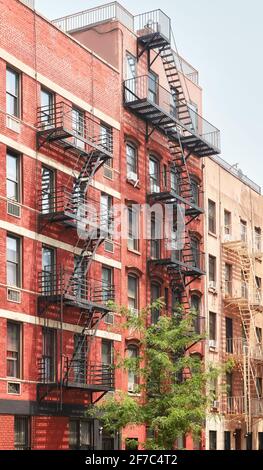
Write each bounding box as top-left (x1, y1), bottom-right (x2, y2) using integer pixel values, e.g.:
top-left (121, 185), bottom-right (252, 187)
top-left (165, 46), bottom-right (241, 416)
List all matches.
top-left (87, 300), bottom-right (225, 450)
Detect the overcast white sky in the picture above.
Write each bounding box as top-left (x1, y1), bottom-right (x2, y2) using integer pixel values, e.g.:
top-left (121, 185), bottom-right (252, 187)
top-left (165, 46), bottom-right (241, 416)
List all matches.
top-left (35, 0), bottom-right (263, 189)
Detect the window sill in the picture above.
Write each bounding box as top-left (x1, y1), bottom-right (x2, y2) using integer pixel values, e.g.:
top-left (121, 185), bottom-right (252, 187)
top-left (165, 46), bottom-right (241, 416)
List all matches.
top-left (127, 248), bottom-right (141, 256)
top-left (128, 392), bottom-right (141, 397)
top-left (126, 178), bottom-right (140, 189)
top-left (208, 231), bottom-right (217, 238)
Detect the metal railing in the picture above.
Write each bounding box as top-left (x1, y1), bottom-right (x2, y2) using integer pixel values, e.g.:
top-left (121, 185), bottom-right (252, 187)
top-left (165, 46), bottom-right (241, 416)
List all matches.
top-left (211, 155), bottom-right (261, 194)
top-left (224, 396), bottom-right (245, 415)
top-left (38, 268), bottom-right (115, 306)
top-left (251, 398), bottom-right (263, 416)
top-left (39, 187), bottom-right (113, 227)
top-left (134, 9), bottom-right (171, 43)
top-left (124, 75), bottom-right (220, 151)
top-left (150, 239), bottom-right (205, 272)
top-left (20, 0), bottom-right (34, 9)
top-left (226, 337), bottom-right (263, 361)
top-left (64, 358), bottom-right (115, 389)
top-left (37, 102), bottom-right (113, 157)
top-left (53, 2), bottom-right (134, 32)
top-left (148, 170), bottom-right (203, 209)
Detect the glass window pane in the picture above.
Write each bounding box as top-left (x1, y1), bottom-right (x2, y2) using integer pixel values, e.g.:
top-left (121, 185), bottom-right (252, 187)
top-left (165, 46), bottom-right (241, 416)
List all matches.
top-left (7, 236), bottom-right (18, 263)
top-left (6, 95), bottom-right (17, 116)
top-left (7, 69), bottom-right (18, 95)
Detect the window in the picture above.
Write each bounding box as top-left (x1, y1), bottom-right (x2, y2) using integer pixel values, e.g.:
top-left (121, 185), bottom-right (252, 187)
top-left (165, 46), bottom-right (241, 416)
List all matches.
top-left (246, 433), bottom-right (253, 450)
top-left (208, 199), bottom-right (216, 234)
top-left (126, 142), bottom-right (137, 177)
top-left (101, 193), bottom-right (113, 239)
top-left (151, 282), bottom-right (161, 324)
top-left (163, 165), bottom-right (167, 189)
top-left (241, 271), bottom-right (248, 299)
top-left (191, 237), bottom-right (200, 268)
top-left (73, 255), bottom-right (86, 301)
top-left (41, 88), bottom-right (54, 128)
top-left (7, 151), bottom-right (20, 202)
top-left (101, 123), bottom-right (112, 155)
top-left (128, 274), bottom-right (138, 315)
top-left (209, 312), bottom-right (217, 341)
top-left (190, 177), bottom-right (199, 205)
top-left (14, 417), bottom-right (30, 450)
top-left (240, 219), bottom-right (247, 242)
top-left (208, 255), bottom-right (216, 285)
top-left (128, 205), bottom-right (139, 251)
top-left (258, 432), bottom-right (263, 450)
top-left (41, 166), bottom-right (54, 214)
top-left (226, 371), bottom-right (233, 399)
top-left (149, 157), bottom-right (160, 193)
top-left (72, 108), bottom-right (84, 149)
top-left (7, 322), bottom-right (21, 378)
top-left (148, 71), bottom-right (158, 104)
top-left (42, 327), bottom-right (56, 382)
top-left (255, 276), bottom-right (261, 303)
top-left (102, 340), bottom-right (113, 366)
top-left (188, 101), bottom-right (198, 131)
top-left (225, 317), bottom-right (233, 353)
top-left (7, 235), bottom-right (21, 288)
top-left (151, 213), bottom-right (160, 259)
top-left (256, 377), bottom-right (262, 398)
top-left (255, 227), bottom-right (261, 252)
top-left (209, 430), bottom-right (217, 450)
top-left (42, 246), bottom-right (55, 295)
top-left (224, 210), bottom-right (231, 236)
top-left (69, 420), bottom-right (93, 450)
top-left (170, 167), bottom-right (180, 194)
top-left (225, 263), bottom-right (232, 296)
top-left (6, 68), bottom-right (20, 117)
top-left (224, 431), bottom-right (231, 450)
top-left (126, 53), bottom-right (136, 100)
top-left (102, 266), bottom-right (113, 302)
top-left (256, 327), bottom-right (262, 345)
top-left (127, 344), bottom-right (139, 392)
top-left (73, 334), bottom-right (87, 384)
top-left (191, 295), bottom-right (201, 334)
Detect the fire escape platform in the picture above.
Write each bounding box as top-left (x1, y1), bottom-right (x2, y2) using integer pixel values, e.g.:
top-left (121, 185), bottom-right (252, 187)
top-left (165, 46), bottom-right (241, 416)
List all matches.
top-left (124, 88), bottom-right (220, 157)
top-left (38, 294), bottom-right (112, 314)
top-left (149, 257), bottom-right (205, 277)
top-left (148, 190), bottom-right (204, 217)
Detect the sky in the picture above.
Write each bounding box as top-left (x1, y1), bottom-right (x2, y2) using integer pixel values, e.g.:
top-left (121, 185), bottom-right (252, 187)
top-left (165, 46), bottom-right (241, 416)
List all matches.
top-left (35, 0), bottom-right (263, 189)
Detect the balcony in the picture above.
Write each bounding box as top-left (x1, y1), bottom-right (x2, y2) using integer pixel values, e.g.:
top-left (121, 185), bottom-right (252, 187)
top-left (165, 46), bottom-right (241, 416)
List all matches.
top-left (124, 76), bottom-right (220, 157)
top-left (226, 338), bottom-right (263, 362)
top-left (38, 268), bottom-right (115, 313)
top-left (135, 9), bottom-right (171, 49)
top-left (38, 357), bottom-right (114, 392)
top-left (37, 102), bottom-right (113, 162)
top-left (148, 170), bottom-right (203, 219)
top-left (149, 239), bottom-right (205, 278)
top-left (222, 396), bottom-right (263, 417)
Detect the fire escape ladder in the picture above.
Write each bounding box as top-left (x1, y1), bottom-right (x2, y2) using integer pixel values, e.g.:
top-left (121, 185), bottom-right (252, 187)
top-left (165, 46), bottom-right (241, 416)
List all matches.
top-left (160, 45), bottom-right (193, 129)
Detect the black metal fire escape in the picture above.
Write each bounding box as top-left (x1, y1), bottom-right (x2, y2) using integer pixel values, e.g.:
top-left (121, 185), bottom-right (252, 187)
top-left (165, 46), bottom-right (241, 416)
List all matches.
top-left (129, 10), bottom-right (221, 318)
top-left (36, 102), bottom-right (115, 407)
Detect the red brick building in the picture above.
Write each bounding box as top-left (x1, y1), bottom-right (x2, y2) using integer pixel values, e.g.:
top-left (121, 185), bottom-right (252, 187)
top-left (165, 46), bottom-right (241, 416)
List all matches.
top-left (0, 0), bottom-right (220, 450)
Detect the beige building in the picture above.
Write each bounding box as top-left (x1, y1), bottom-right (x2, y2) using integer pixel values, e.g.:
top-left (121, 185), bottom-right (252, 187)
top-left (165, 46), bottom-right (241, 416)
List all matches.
top-left (204, 155), bottom-right (263, 450)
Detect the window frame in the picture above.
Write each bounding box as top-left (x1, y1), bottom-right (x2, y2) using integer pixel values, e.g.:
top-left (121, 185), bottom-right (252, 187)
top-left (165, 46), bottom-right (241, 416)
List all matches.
top-left (127, 343), bottom-right (139, 392)
top-left (224, 209), bottom-right (231, 235)
top-left (208, 199), bottom-right (216, 234)
top-left (6, 67), bottom-right (20, 118)
top-left (208, 255), bottom-right (216, 283)
top-left (209, 311), bottom-right (217, 341)
top-left (14, 416), bottom-right (30, 450)
top-left (127, 205), bottom-right (139, 252)
top-left (6, 149), bottom-right (21, 203)
top-left (7, 321), bottom-right (22, 379)
top-left (6, 234), bottom-right (21, 288)
top-left (151, 281), bottom-right (161, 324)
top-left (126, 142), bottom-right (138, 176)
top-left (127, 274), bottom-right (139, 314)
top-left (40, 87), bottom-right (54, 128)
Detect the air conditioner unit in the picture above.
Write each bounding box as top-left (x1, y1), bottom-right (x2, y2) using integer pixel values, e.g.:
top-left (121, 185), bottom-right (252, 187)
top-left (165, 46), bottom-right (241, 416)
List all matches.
top-left (209, 339), bottom-right (217, 349)
top-left (104, 240), bottom-right (114, 253)
top-left (7, 382), bottom-right (21, 395)
top-left (209, 281), bottom-right (216, 290)
top-left (127, 171), bottom-right (139, 187)
top-left (7, 288), bottom-right (21, 303)
top-left (212, 400), bottom-right (220, 410)
top-left (128, 382), bottom-right (136, 393)
top-left (129, 307), bottom-right (139, 317)
top-left (104, 312), bottom-right (114, 325)
top-left (151, 183), bottom-right (160, 193)
top-left (6, 115), bottom-right (21, 133)
top-left (7, 200), bottom-right (21, 218)
top-left (104, 165), bottom-right (113, 180)
top-left (224, 233), bottom-right (231, 242)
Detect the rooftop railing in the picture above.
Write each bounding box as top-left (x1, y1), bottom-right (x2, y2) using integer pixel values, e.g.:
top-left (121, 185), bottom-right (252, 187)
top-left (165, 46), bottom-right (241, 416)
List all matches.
top-left (211, 155), bottom-right (261, 194)
top-left (53, 2), bottom-right (134, 32)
